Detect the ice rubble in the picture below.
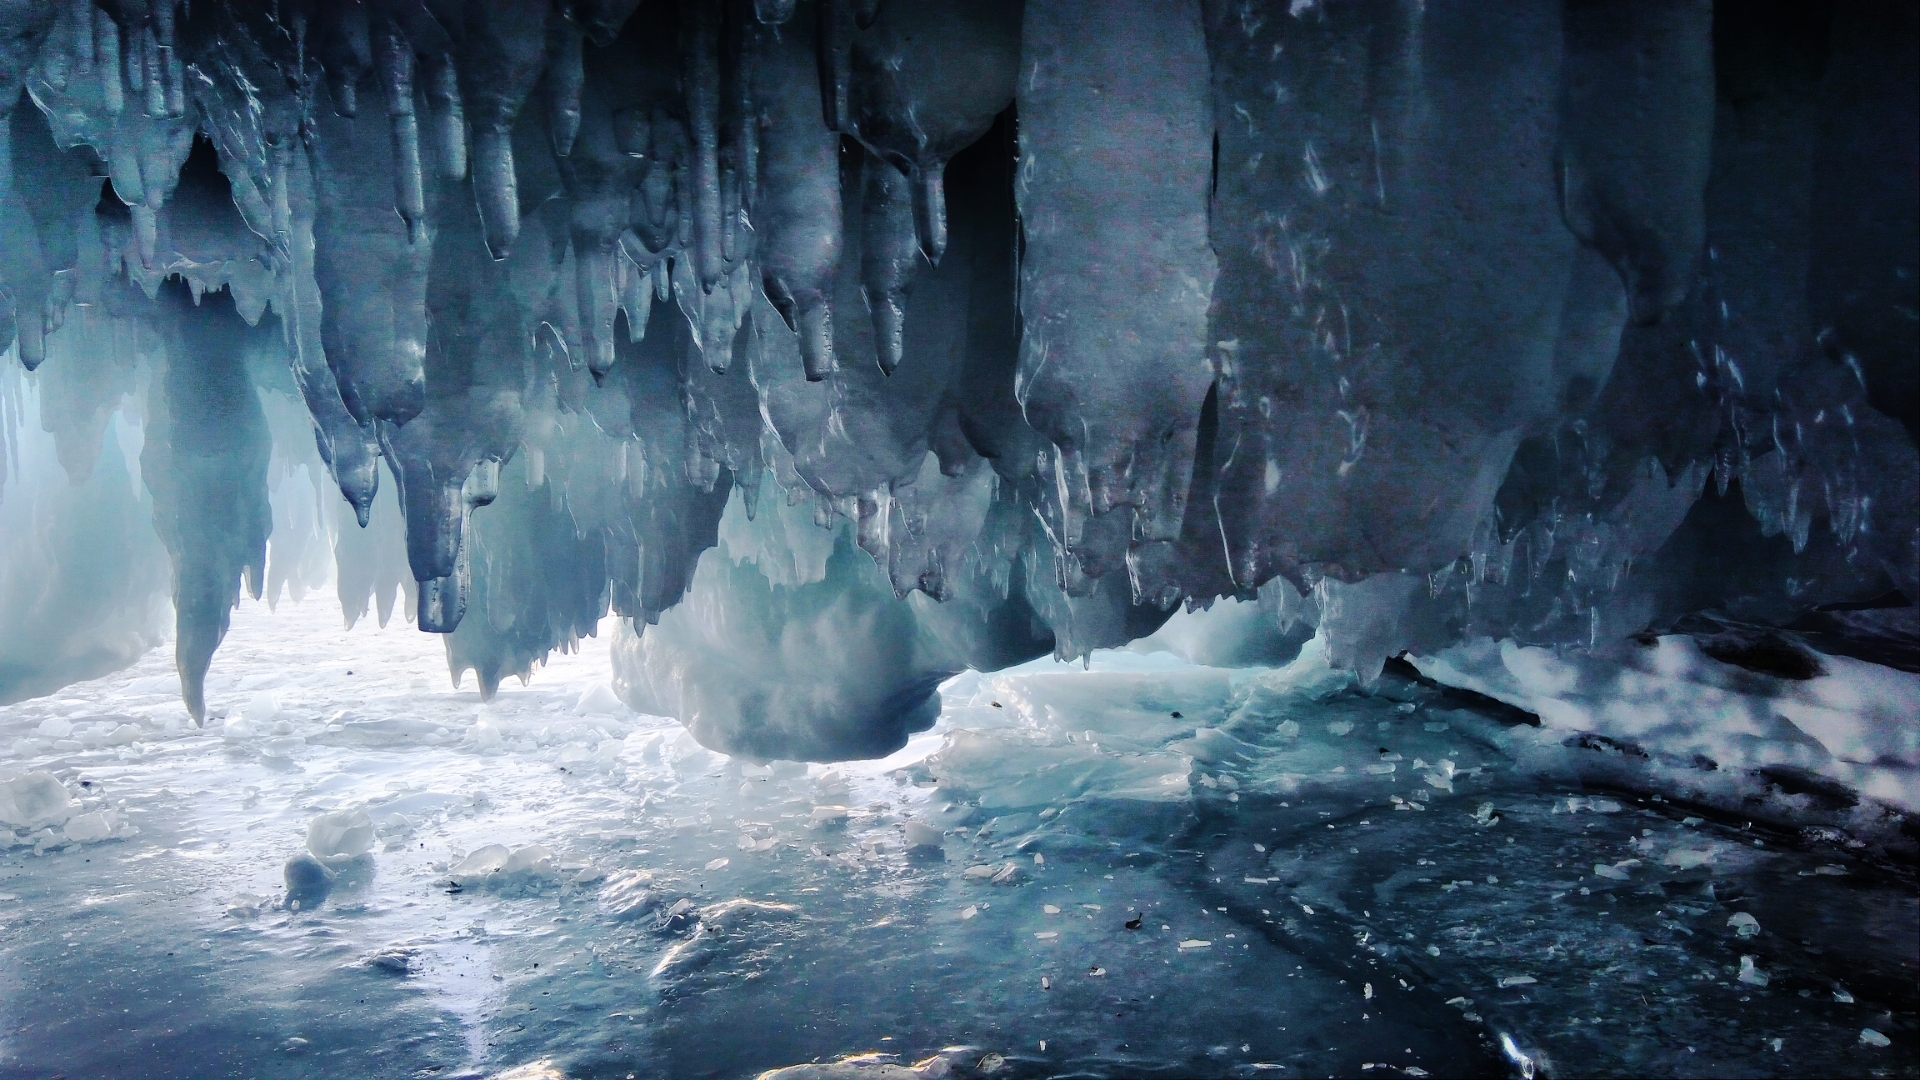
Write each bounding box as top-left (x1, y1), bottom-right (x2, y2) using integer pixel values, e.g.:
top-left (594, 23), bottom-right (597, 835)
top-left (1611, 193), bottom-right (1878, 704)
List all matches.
top-left (0, 0), bottom-right (1911, 773)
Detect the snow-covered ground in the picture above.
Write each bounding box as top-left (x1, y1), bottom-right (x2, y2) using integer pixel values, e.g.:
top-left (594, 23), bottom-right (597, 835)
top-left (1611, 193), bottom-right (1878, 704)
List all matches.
top-left (0, 599), bottom-right (1914, 1079)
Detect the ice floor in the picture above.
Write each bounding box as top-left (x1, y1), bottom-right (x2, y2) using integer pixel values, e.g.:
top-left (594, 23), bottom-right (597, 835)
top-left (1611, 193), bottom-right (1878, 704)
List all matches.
top-left (0, 600), bottom-right (1914, 1080)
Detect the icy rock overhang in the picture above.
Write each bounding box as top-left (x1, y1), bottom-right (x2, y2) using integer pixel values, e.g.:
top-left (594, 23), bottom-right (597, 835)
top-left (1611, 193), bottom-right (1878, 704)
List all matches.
top-left (0, 0), bottom-right (1914, 762)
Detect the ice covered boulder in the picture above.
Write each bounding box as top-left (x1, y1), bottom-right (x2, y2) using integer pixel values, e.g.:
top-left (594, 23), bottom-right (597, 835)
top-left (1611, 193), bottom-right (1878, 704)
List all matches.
top-left (306, 809), bottom-right (375, 859)
top-left (0, 773), bottom-right (75, 832)
top-left (283, 853), bottom-right (337, 911)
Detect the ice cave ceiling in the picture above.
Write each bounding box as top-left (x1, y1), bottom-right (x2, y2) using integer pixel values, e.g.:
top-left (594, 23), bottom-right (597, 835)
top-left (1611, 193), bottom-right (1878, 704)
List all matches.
top-left (0, 0), bottom-right (1914, 763)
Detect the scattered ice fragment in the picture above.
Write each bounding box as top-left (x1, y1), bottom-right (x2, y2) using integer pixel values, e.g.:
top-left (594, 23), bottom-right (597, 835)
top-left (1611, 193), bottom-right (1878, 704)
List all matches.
top-left (1327, 721), bottom-right (1354, 736)
top-left (1043, 904), bottom-right (1060, 914)
top-left (1088, 966), bottom-right (1105, 976)
top-left (810, 805), bottom-right (850, 824)
top-left (964, 864), bottom-right (997, 879)
top-left (1860, 1029), bottom-right (1890, 1047)
top-left (1041, 976), bottom-right (1051, 989)
top-left (1363, 982), bottom-right (1373, 999)
top-left (1737, 956), bottom-right (1768, 987)
top-left (1834, 989), bottom-right (1854, 1003)
top-left (35, 718), bottom-right (73, 738)
top-left (1663, 849), bottom-right (1713, 870)
top-left (903, 821), bottom-right (943, 848)
top-left (961, 905), bottom-right (978, 920)
top-left (1034, 931), bottom-right (1057, 940)
top-left (1593, 863), bottom-right (1630, 881)
top-left (1727, 912), bottom-right (1760, 937)
top-left (705, 857), bottom-right (730, 872)
top-left (366, 947), bottom-right (415, 975)
top-left (1178, 939), bottom-right (1211, 949)
top-left (62, 811), bottom-right (114, 844)
top-left (1033, 853), bottom-right (1045, 865)
top-left (0, 773), bottom-right (75, 831)
top-left (1497, 975), bottom-right (1537, 988)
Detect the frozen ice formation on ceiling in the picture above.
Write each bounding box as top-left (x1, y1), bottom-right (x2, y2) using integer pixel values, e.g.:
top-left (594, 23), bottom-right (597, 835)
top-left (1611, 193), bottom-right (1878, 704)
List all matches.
top-left (0, 0), bottom-right (1914, 762)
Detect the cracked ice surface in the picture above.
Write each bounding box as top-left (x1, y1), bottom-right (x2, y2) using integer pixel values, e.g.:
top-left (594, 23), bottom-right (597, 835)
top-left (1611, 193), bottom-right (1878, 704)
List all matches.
top-left (0, 598), bottom-right (1913, 1078)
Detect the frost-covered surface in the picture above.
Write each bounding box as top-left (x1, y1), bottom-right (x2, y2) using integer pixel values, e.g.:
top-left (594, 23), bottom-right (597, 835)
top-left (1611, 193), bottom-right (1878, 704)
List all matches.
top-left (1, 598), bottom-right (1914, 1078)
top-left (1412, 634), bottom-right (1920, 812)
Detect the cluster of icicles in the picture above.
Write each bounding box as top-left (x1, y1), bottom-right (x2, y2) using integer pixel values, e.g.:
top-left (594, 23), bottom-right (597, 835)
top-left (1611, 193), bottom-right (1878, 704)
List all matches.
top-left (0, 0), bottom-right (1912, 738)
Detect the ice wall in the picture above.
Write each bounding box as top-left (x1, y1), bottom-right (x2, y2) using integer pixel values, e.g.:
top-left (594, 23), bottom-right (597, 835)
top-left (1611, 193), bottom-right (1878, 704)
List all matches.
top-left (0, 0), bottom-right (1911, 761)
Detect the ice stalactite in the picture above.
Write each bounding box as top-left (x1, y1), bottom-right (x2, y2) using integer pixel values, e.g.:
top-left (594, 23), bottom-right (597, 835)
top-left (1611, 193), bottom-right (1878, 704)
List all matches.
top-left (1017, 0), bottom-right (1217, 603)
top-left (0, 0), bottom-right (1908, 762)
top-left (142, 282), bottom-right (272, 722)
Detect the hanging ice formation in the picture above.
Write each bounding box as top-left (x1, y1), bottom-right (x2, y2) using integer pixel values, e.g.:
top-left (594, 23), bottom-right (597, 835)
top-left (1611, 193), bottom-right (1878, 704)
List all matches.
top-left (0, 0), bottom-right (1913, 761)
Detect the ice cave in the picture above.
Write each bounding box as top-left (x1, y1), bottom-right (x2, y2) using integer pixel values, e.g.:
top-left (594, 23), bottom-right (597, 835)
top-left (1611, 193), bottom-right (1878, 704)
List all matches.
top-left (0, 0), bottom-right (1914, 1076)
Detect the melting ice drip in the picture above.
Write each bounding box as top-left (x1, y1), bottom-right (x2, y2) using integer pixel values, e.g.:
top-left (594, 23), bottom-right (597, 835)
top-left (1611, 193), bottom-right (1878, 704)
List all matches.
top-left (0, 0), bottom-right (1913, 763)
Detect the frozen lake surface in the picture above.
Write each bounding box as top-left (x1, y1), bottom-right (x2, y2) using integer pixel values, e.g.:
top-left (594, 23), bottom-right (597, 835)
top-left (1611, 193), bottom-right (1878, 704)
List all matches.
top-left (0, 599), bottom-right (1913, 1079)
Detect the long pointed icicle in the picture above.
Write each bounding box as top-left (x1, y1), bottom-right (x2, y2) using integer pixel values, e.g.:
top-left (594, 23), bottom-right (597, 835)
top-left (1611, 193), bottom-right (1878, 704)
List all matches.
top-left (470, 130), bottom-right (519, 260)
top-left (377, 27), bottom-right (426, 243)
top-left (548, 17), bottom-right (585, 158)
top-left (94, 8), bottom-right (122, 114)
top-left (910, 164), bottom-right (945, 265)
top-left (860, 153), bottom-right (919, 375)
top-left (423, 54), bottom-right (468, 180)
top-left (682, 0), bottom-right (724, 292)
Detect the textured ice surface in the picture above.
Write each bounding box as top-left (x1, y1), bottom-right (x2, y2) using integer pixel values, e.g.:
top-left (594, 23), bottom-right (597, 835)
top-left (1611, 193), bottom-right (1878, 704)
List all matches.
top-left (0, 598), bottom-right (1914, 1078)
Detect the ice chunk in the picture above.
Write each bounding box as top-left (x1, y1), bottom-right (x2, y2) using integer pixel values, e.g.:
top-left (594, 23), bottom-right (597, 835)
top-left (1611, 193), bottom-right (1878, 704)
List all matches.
top-left (0, 773), bottom-right (75, 831)
top-left (306, 809), bottom-right (375, 859)
top-left (1860, 1029), bottom-right (1891, 1047)
top-left (1727, 912), bottom-right (1761, 938)
top-left (62, 811), bottom-right (114, 844)
top-left (599, 870), bottom-right (659, 921)
top-left (450, 845), bottom-right (511, 884)
top-left (573, 684), bottom-right (626, 717)
top-left (283, 853), bottom-right (336, 911)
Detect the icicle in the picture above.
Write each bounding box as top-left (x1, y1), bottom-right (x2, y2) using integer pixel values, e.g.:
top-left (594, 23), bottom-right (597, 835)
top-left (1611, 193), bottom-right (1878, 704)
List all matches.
top-left (548, 17), bottom-right (585, 158)
top-left (755, 0), bottom-right (798, 23)
top-left (320, 3), bottom-right (371, 119)
top-left (860, 154), bottom-right (918, 376)
top-left (377, 28), bottom-right (426, 243)
top-left (153, 0), bottom-right (182, 117)
top-left (751, 7), bottom-right (841, 381)
top-left (620, 253), bottom-right (653, 343)
top-left (141, 24), bottom-right (165, 118)
top-left (471, 127), bottom-right (519, 260)
top-left (95, 8), bottom-right (122, 115)
top-left (910, 164), bottom-right (946, 265)
top-left (682, 0), bottom-right (724, 292)
top-left (576, 234), bottom-right (620, 381)
top-left (423, 54), bottom-right (468, 180)
top-left (816, 0), bottom-right (853, 130)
